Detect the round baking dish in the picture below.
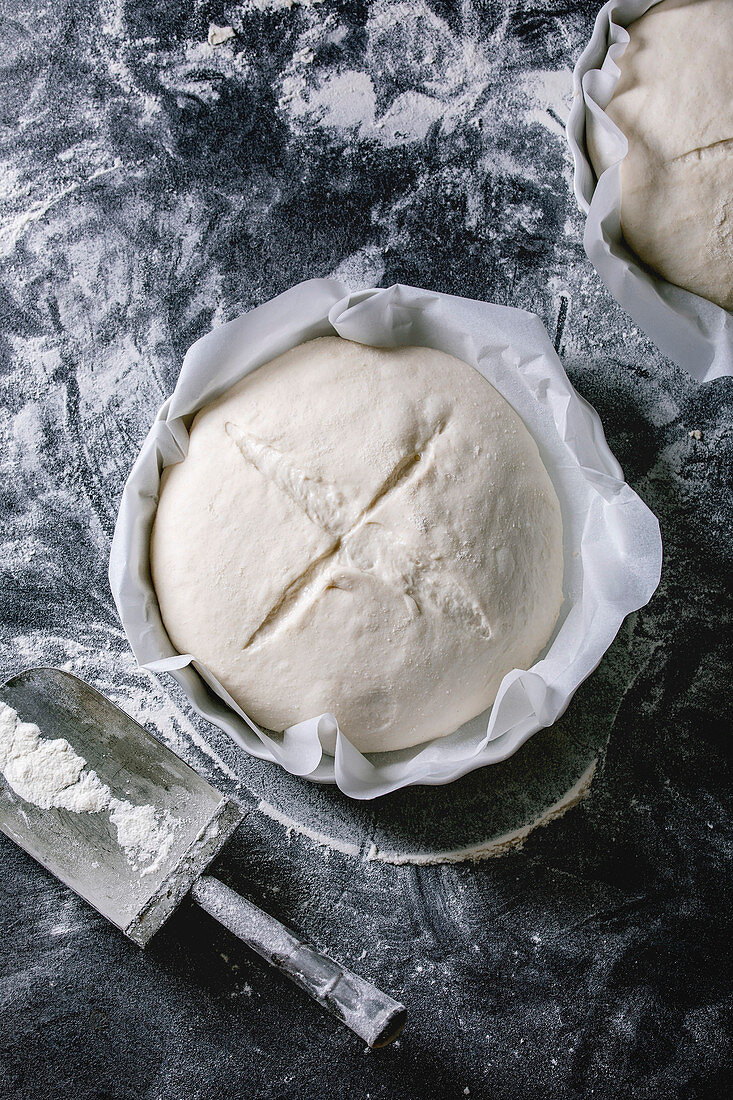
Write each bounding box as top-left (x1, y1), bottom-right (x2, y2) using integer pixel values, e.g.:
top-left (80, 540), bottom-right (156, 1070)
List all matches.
top-left (566, 0), bottom-right (732, 382)
top-left (110, 280), bottom-right (662, 798)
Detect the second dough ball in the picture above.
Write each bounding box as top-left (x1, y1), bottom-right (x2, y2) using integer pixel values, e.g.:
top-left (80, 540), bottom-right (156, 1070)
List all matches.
top-left (588, 0), bottom-right (733, 311)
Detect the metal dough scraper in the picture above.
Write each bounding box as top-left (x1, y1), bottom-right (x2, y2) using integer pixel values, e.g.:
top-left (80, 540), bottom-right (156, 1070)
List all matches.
top-left (0, 667), bottom-right (406, 1048)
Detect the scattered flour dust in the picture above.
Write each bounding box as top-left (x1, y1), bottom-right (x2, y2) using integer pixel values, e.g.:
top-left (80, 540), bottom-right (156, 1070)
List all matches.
top-left (242, 0), bottom-right (323, 11)
top-left (108, 800), bottom-right (177, 872)
top-left (0, 700), bottom-right (179, 876)
top-left (207, 25), bottom-right (236, 47)
top-left (256, 759), bottom-right (597, 865)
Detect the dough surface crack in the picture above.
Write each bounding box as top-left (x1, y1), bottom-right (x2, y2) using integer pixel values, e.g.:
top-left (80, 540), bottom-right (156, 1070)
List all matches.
top-left (668, 136), bottom-right (733, 166)
top-left (225, 422), bottom-right (350, 536)
top-left (233, 418), bottom-right (492, 650)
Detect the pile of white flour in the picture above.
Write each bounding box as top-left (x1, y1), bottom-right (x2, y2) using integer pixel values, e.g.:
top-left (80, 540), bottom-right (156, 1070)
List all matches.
top-left (0, 700), bottom-right (179, 875)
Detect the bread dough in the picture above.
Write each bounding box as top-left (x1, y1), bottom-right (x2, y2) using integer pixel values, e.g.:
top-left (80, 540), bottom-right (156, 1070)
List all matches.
top-left (151, 337), bottom-right (563, 753)
top-left (587, 0), bottom-right (733, 310)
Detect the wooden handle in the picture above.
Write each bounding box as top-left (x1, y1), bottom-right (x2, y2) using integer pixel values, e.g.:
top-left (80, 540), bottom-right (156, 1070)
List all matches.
top-left (190, 875), bottom-right (406, 1048)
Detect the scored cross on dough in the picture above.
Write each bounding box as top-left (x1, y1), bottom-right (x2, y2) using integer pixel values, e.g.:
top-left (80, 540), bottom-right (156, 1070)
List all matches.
top-left (225, 419), bottom-right (493, 650)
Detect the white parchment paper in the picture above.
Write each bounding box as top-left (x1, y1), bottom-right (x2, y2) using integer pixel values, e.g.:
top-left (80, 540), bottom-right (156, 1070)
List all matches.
top-left (566, 0), bottom-right (733, 383)
top-left (109, 280), bottom-right (662, 799)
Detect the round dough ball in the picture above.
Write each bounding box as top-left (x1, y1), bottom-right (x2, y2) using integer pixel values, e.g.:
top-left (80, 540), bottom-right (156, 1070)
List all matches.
top-left (151, 337), bottom-right (563, 753)
top-left (587, 0), bottom-right (733, 310)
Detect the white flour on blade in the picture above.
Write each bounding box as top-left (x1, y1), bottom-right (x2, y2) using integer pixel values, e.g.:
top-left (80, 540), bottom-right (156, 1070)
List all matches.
top-left (0, 700), bottom-right (179, 875)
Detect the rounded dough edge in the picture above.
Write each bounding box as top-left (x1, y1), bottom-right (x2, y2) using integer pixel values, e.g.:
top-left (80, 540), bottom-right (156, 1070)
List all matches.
top-left (151, 337), bottom-right (564, 754)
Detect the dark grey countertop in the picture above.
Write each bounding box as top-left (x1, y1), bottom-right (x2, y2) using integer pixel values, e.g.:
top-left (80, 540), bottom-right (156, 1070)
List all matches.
top-left (1, 2), bottom-right (731, 1097)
